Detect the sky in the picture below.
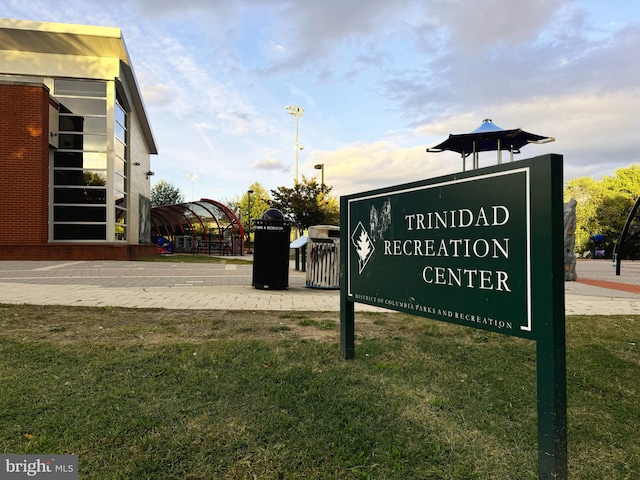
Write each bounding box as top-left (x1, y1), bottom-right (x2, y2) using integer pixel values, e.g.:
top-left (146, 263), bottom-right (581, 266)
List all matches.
top-left (3, 0), bottom-right (640, 203)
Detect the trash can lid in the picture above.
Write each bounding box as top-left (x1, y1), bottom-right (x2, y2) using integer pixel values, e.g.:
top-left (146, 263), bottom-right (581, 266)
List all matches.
top-left (262, 208), bottom-right (285, 221)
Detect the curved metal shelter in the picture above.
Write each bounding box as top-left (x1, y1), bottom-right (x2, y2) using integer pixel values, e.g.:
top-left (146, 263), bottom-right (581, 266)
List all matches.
top-left (151, 199), bottom-right (245, 255)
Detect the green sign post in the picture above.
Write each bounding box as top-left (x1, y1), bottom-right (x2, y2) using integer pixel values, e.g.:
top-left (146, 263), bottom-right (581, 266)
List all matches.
top-left (340, 154), bottom-right (567, 479)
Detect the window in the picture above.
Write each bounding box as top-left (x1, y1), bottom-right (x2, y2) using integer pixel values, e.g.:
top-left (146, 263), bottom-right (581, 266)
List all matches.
top-left (114, 89), bottom-right (129, 241)
top-left (52, 79), bottom-right (108, 241)
top-left (54, 79), bottom-right (106, 97)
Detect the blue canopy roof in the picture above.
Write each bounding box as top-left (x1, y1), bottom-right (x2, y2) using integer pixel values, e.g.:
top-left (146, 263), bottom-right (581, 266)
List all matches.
top-left (471, 119), bottom-right (504, 134)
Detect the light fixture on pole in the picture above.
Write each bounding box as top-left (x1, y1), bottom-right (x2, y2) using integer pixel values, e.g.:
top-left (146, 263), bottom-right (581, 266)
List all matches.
top-left (314, 163), bottom-right (325, 187)
top-left (246, 189), bottom-right (254, 254)
top-left (285, 105), bottom-right (304, 183)
top-left (187, 173), bottom-right (198, 201)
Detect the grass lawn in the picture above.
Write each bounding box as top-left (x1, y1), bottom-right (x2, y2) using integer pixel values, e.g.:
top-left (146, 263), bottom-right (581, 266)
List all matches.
top-left (0, 305), bottom-right (638, 479)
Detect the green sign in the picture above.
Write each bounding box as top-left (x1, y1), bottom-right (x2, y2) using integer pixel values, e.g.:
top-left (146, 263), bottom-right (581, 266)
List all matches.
top-left (340, 154), bottom-right (567, 479)
top-left (345, 162), bottom-right (533, 338)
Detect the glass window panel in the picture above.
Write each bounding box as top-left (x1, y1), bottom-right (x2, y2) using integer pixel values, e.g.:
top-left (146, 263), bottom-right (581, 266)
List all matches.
top-left (56, 98), bottom-right (106, 116)
top-left (54, 79), bottom-right (106, 97)
top-left (54, 169), bottom-right (106, 186)
top-left (115, 139), bottom-right (125, 159)
top-left (59, 116), bottom-right (85, 132)
top-left (54, 151), bottom-right (83, 168)
top-left (115, 123), bottom-right (126, 142)
top-left (54, 170), bottom-right (83, 186)
top-left (115, 157), bottom-right (125, 176)
top-left (83, 116), bottom-right (107, 134)
top-left (114, 173), bottom-right (125, 192)
top-left (115, 204), bottom-right (126, 241)
top-left (81, 134), bottom-right (107, 152)
top-left (54, 224), bottom-right (106, 240)
top-left (115, 103), bottom-right (126, 126)
top-left (54, 187), bottom-right (106, 204)
top-left (115, 194), bottom-right (126, 210)
top-left (114, 224), bottom-right (127, 241)
top-left (113, 208), bottom-right (127, 240)
top-left (83, 170), bottom-right (107, 186)
top-left (55, 206), bottom-right (107, 222)
top-left (57, 133), bottom-right (106, 152)
top-left (115, 207), bottom-right (127, 223)
top-left (57, 133), bottom-right (83, 150)
top-left (59, 115), bottom-right (106, 134)
top-left (54, 152), bottom-right (107, 169)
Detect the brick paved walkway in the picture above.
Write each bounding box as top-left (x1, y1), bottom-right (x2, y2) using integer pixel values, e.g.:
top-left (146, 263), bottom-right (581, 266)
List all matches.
top-left (0, 258), bottom-right (638, 314)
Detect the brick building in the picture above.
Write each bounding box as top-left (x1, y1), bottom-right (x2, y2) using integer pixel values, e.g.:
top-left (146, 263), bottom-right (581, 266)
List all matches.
top-left (0, 19), bottom-right (158, 260)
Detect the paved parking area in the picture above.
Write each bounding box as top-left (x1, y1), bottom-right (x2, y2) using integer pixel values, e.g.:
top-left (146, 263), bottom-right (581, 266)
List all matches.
top-left (0, 258), bottom-right (638, 314)
top-left (0, 259), bottom-right (363, 311)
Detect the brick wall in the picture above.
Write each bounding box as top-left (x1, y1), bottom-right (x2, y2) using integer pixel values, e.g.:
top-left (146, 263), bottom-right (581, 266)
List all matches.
top-left (0, 83), bottom-right (50, 244)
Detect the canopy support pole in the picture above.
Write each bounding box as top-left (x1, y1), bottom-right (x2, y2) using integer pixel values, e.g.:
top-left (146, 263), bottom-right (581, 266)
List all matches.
top-left (472, 141), bottom-right (477, 169)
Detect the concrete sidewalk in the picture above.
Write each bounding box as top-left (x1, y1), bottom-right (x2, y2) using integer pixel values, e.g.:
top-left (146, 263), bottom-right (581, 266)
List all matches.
top-left (0, 258), bottom-right (638, 315)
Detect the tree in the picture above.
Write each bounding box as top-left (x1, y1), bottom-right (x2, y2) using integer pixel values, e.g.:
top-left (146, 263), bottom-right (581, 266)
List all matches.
top-left (564, 164), bottom-right (640, 256)
top-left (603, 164), bottom-right (640, 198)
top-left (228, 183), bottom-right (272, 246)
top-left (270, 175), bottom-right (340, 231)
top-left (151, 180), bottom-right (184, 207)
top-left (228, 183), bottom-right (272, 224)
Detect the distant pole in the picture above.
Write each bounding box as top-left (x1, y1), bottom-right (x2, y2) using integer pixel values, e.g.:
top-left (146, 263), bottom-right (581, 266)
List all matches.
top-left (286, 105), bottom-right (304, 183)
top-left (246, 189), bottom-right (254, 253)
top-left (187, 173), bottom-right (198, 201)
top-left (314, 163), bottom-right (325, 187)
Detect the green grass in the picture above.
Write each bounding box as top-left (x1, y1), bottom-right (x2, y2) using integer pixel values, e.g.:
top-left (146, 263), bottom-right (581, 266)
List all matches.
top-left (0, 305), bottom-right (638, 479)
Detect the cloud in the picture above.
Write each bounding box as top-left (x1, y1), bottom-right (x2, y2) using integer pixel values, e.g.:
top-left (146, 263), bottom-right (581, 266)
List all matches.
top-left (270, 41), bottom-right (284, 51)
top-left (308, 141), bottom-right (459, 196)
top-left (428, 0), bottom-right (567, 52)
top-left (121, 20), bottom-right (282, 141)
top-left (194, 122), bottom-right (216, 131)
top-left (252, 158), bottom-right (286, 171)
top-left (139, 82), bottom-right (172, 106)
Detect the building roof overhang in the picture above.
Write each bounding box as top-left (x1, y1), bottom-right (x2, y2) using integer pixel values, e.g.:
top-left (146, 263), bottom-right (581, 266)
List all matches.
top-left (0, 18), bottom-right (158, 154)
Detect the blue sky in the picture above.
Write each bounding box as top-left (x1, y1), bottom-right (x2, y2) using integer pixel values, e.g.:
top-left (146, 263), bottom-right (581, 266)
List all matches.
top-left (3, 0), bottom-right (640, 203)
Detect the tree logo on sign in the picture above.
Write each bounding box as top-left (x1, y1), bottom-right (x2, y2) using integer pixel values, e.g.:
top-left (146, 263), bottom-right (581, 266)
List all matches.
top-left (351, 221), bottom-right (375, 273)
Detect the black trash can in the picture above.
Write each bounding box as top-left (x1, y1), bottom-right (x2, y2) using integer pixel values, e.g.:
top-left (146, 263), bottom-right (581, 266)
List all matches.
top-left (252, 209), bottom-right (293, 290)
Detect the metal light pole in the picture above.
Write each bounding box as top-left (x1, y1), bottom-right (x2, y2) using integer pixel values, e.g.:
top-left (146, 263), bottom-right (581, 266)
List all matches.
top-left (314, 163), bottom-right (324, 187)
top-left (286, 105), bottom-right (304, 183)
top-left (246, 189), bottom-right (253, 253)
top-left (187, 173), bottom-right (198, 201)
